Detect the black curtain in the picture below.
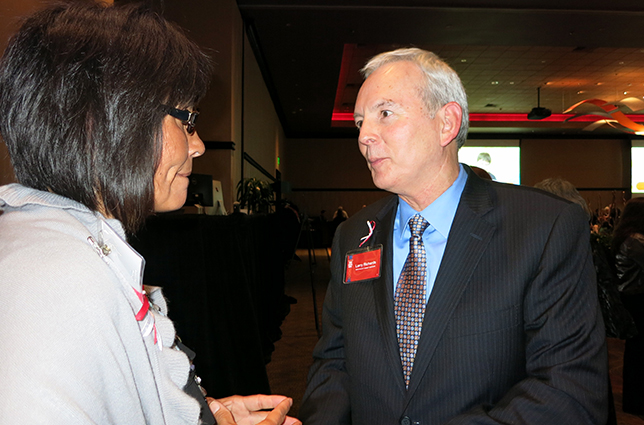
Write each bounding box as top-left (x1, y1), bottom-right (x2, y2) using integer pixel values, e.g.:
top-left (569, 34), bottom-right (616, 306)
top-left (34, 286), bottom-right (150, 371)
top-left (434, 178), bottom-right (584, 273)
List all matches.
top-left (130, 212), bottom-right (290, 398)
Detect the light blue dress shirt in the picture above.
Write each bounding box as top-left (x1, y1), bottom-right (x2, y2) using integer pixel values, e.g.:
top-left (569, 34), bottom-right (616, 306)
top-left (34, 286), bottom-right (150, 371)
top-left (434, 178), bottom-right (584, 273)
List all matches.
top-left (393, 164), bottom-right (468, 302)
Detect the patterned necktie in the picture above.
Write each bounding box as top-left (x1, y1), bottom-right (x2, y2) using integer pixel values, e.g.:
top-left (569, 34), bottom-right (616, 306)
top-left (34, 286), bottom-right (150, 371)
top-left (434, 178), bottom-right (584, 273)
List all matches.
top-left (394, 213), bottom-right (430, 388)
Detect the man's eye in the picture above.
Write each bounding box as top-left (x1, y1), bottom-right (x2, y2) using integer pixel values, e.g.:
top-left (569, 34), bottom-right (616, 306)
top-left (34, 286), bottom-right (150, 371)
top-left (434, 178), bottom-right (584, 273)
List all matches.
top-left (355, 120), bottom-right (363, 129)
top-left (381, 110), bottom-right (392, 118)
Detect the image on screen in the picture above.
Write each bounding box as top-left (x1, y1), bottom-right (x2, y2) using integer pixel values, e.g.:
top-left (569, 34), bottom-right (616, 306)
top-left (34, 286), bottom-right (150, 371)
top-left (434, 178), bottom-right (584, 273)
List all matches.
top-left (632, 145), bottom-right (644, 193)
top-left (458, 146), bottom-right (521, 185)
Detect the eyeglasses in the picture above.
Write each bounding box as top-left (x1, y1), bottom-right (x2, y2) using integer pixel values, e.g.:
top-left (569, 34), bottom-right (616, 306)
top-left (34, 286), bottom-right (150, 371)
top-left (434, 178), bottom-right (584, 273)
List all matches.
top-left (164, 106), bottom-right (199, 135)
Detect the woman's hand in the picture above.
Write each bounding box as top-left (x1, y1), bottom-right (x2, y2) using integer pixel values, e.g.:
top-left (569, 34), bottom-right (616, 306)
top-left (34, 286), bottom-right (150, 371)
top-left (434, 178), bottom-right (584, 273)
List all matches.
top-left (207, 394), bottom-right (301, 425)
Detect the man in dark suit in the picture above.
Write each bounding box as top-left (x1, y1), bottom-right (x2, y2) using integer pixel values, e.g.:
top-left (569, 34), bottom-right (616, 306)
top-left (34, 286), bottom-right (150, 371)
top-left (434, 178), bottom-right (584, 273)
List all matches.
top-left (299, 48), bottom-right (608, 425)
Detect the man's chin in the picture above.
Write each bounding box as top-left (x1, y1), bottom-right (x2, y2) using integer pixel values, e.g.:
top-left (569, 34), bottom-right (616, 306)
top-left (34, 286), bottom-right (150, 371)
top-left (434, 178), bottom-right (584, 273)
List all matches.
top-left (371, 175), bottom-right (393, 193)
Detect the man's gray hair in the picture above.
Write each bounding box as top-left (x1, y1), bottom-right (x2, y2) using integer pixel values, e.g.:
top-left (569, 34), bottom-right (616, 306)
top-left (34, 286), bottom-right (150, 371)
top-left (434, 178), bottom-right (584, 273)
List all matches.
top-left (361, 48), bottom-right (469, 148)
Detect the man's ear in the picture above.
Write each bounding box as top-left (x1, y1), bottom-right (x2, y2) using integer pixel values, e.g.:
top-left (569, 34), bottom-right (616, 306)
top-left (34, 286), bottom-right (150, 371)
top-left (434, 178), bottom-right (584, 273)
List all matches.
top-left (438, 102), bottom-right (463, 148)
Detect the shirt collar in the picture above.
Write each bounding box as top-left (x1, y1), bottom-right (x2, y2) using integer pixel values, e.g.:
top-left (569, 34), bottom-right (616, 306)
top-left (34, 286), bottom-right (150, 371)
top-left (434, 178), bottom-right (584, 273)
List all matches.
top-left (397, 164), bottom-right (468, 239)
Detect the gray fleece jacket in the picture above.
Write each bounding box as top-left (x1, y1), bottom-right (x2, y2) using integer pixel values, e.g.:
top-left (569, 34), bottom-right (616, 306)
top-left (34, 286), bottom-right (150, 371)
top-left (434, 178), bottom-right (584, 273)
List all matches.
top-left (0, 184), bottom-right (201, 424)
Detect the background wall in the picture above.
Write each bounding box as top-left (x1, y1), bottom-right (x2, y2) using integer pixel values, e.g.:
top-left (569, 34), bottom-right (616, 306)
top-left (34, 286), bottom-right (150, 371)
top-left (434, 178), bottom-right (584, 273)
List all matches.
top-left (521, 138), bottom-right (630, 212)
top-left (281, 136), bottom-right (633, 219)
top-left (242, 34), bottom-right (285, 183)
top-left (282, 137), bottom-right (388, 219)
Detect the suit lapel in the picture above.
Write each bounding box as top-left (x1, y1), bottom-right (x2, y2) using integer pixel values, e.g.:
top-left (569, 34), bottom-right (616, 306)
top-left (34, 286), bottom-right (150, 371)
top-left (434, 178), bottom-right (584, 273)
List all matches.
top-left (405, 171), bottom-right (497, 398)
top-left (370, 196), bottom-right (409, 393)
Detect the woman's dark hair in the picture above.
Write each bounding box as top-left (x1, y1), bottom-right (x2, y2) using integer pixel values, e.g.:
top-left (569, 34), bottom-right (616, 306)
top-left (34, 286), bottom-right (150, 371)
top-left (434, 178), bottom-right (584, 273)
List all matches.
top-left (0, 2), bottom-right (211, 233)
top-left (612, 197), bottom-right (644, 252)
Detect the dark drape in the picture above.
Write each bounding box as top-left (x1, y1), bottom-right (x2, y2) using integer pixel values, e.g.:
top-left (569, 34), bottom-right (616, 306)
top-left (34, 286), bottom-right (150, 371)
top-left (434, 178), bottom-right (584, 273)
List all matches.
top-left (130, 212), bottom-right (291, 398)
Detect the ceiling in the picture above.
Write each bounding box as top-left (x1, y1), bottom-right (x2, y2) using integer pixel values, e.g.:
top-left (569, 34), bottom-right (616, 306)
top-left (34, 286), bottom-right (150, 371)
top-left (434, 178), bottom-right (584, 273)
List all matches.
top-left (237, 0), bottom-right (644, 139)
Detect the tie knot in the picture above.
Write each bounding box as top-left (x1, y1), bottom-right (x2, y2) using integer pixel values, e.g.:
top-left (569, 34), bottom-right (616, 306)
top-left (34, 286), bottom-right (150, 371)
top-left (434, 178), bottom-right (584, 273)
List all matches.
top-left (409, 214), bottom-right (429, 237)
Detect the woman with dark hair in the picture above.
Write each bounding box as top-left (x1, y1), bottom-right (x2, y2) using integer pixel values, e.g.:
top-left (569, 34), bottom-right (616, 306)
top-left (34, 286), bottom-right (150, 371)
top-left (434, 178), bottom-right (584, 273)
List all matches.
top-left (612, 197), bottom-right (644, 415)
top-left (0, 3), bottom-right (297, 425)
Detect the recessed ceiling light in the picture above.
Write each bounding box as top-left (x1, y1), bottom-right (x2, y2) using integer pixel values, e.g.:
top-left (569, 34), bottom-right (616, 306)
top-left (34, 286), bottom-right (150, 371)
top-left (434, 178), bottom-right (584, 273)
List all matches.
top-left (491, 81), bottom-right (499, 85)
top-left (596, 82), bottom-right (603, 86)
top-left (619, 61), bottom-right (625, 65)
top-left (624, 91), bottom-right (629, 95)
top-left (577, 90), bottom-right (586, 94)
top-left (509, 82), bottom-right (514, 85)
top-left (461, 59), bottom-right (467, 62)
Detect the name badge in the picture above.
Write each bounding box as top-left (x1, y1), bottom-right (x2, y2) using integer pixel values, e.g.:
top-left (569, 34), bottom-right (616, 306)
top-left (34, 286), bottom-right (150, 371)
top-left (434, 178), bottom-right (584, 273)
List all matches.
top-left (344, 245), bottom-right (382, 283)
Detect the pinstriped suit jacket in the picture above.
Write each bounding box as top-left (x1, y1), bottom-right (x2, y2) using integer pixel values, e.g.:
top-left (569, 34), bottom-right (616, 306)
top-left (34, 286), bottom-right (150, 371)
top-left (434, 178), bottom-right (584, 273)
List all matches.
top-left (300, 167), bottom-right (608, 425)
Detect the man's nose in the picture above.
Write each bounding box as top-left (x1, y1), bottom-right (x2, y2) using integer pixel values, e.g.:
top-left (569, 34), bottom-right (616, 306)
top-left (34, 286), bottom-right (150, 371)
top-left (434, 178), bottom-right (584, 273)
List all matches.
top-left (358, 121), bottom-right (377, 145)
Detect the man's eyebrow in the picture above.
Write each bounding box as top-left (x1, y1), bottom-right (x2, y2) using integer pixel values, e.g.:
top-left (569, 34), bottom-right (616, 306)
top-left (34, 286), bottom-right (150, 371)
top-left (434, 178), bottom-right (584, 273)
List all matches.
top-left (354, 99), bottom-right (398, 120)
top-left (374, 99), bottom-right (396, 109)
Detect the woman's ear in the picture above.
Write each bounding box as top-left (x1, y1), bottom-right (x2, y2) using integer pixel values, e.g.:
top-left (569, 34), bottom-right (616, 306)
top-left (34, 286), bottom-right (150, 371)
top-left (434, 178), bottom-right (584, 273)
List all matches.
top-left (439, 102), bottom-right (463, 147)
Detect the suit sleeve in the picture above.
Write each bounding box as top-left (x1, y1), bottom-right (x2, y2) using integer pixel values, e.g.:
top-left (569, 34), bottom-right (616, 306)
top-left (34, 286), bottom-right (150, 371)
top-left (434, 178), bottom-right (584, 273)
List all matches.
top-left (299, 222), bottom-right (352, 425)
top-left (445, 202), bottom-right (608, 425)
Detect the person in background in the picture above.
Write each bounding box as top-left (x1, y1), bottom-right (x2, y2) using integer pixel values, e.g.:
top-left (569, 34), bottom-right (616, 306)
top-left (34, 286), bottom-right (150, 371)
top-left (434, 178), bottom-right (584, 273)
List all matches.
top-left (300, 47), bottom-right (607, 424)
top-left (612, 197), bottom-right (644, 416)
top-left (475, 152), bottom-right (496, 180)
top-left (330, 205), bottom-right (349, 239)
top-left (534, 177), bottom-right (591, 219)
top-left (0, 3), bottom-right (298, 424)
top-left (332, 206), bottom-right (349, 221)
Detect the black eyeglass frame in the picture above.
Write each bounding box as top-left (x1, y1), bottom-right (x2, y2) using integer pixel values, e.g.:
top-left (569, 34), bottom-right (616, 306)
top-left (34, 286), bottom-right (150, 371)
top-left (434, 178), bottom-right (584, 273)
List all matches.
top-left (164, 106), bottom-right (199, 135)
